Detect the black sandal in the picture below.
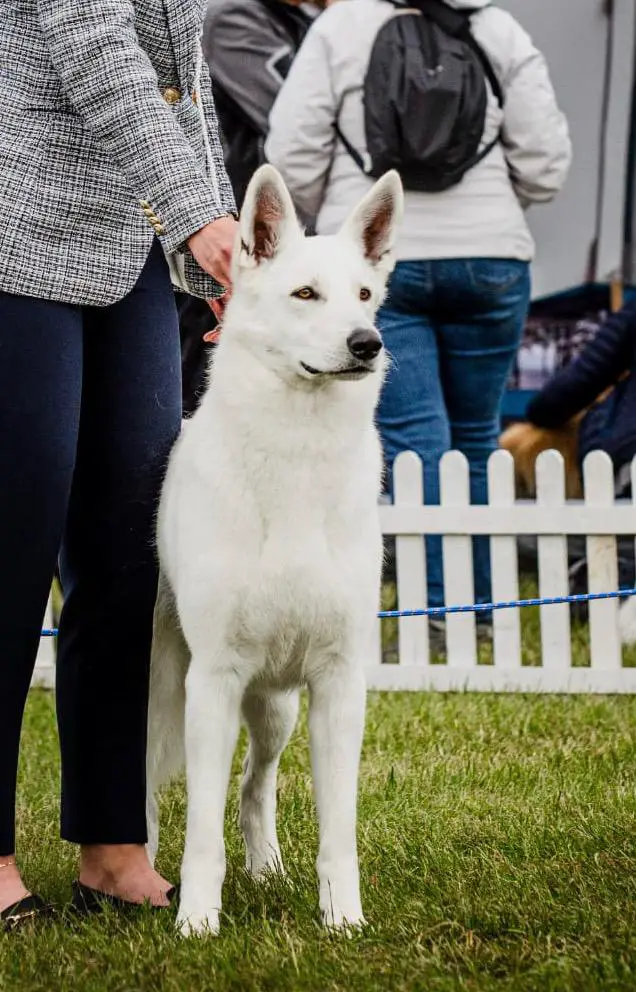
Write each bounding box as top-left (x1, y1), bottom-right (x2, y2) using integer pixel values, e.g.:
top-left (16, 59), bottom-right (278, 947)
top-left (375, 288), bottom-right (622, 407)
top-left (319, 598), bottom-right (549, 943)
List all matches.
top-left (70, 880), bottom-right (179, 915)
top-left (1, 893), bottom-right (52, 931)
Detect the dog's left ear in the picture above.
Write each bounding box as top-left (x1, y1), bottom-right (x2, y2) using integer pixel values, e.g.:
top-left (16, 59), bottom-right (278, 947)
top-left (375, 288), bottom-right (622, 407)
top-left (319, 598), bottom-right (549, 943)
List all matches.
top-left (341, 170), bottom-right (404, 269)
top-left (239, 165), bottom-right (300, 267)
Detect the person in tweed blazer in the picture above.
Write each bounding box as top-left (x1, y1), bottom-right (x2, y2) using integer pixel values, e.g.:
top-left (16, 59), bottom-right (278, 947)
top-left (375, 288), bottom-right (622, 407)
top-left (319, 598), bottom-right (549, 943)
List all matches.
top-left (0, 0), bottom-right (237, 924)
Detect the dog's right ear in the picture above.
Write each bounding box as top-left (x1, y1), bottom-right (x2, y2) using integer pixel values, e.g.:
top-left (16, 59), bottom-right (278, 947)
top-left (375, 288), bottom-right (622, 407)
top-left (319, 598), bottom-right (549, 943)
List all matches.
top-left (238, 165), bottom-right (300, 268)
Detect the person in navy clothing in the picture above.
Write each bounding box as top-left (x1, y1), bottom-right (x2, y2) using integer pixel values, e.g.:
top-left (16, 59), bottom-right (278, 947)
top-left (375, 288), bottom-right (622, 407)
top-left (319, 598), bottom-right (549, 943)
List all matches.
top-left (526, 298), bottom-right (636, 609)
top-left (527, 298), bottom-right (636, 486)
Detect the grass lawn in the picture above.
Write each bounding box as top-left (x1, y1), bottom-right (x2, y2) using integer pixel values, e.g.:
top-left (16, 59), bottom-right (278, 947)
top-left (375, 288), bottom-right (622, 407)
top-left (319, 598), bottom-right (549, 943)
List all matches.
top-left (1, 686), bottom-right (634, 991)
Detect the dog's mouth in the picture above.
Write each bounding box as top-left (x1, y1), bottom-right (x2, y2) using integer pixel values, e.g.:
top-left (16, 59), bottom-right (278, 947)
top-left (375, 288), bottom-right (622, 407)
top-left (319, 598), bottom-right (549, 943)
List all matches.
top-left (300, 361), bottom-right (374, 379)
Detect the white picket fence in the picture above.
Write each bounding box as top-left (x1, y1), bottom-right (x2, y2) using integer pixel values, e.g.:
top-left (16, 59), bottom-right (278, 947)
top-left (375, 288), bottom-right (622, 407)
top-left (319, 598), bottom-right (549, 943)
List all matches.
top-left (33, 448), bottom-right (636, 694)
top-left (369, 448), bottom-right (636, 694)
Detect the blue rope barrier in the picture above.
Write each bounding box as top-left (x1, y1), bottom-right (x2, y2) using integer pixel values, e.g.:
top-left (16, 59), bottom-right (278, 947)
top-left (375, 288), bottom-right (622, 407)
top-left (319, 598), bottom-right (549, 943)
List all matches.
top-left (378, 588), bottom-right (636, 619)
top-left (40, 587), bottom-right (636, 635)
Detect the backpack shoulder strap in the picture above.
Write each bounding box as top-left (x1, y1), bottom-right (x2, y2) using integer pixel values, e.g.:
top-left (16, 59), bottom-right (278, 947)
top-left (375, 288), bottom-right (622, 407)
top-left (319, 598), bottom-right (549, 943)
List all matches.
top-left (461, 26), bottom-right (504, 108)
top-left (334, 121), bottom-right (369, 175)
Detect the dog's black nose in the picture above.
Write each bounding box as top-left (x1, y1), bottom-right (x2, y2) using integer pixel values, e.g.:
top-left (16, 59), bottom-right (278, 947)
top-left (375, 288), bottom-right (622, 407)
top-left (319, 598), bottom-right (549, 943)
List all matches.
top-left (347, 329), bottom-right (383, 362)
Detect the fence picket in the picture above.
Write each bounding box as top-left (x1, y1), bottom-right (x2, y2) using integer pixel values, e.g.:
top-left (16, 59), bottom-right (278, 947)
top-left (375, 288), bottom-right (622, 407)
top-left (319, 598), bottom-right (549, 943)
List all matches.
top-left (371, 616), bottom-right (383, 668)
top-left (536, 450), bottom-right (571, 671)
top-left (440, 452), bottom-right (477, 667)
top-left (632, 459), bottom-right (636, 590)
top-left (33, 596), bottom-right (55, 688)
top-left (618, 461), bottom-right (636, 649)
top-left (393, 452), bottom-right (429, 664)
top-left (489, 450), bottom-right (521, 670)
top-left (584, 452), bottom-right (622, 671)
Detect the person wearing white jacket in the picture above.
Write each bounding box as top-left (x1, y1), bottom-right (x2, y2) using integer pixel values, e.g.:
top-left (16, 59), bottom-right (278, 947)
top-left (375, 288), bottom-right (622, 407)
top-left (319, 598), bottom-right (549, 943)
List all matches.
top-left (266, 0), bottom-right (571, 646)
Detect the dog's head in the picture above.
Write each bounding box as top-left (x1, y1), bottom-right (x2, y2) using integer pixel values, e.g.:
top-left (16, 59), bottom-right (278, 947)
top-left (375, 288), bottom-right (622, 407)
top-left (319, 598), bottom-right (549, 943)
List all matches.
top-left (227, 165), bottom-right (404, 383)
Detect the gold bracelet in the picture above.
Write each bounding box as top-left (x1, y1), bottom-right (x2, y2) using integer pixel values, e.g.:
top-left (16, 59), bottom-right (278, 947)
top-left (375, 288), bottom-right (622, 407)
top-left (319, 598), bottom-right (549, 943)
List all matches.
top-left (0, 861), bottom-right (17, 870)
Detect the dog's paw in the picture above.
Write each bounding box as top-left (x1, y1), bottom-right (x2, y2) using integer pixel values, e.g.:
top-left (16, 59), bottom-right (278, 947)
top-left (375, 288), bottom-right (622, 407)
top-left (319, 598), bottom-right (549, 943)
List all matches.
top-left (246, 849), bottom-right (286, 879)
top-left (176, 907), bottom-right (221, 938)
top-left (321, 905), bottom-right (366, 932)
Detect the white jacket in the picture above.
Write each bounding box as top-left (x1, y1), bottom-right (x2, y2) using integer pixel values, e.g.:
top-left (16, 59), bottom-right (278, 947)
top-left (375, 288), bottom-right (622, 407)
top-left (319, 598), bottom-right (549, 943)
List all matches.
top-left (266, 0), bottom-right (572, 262)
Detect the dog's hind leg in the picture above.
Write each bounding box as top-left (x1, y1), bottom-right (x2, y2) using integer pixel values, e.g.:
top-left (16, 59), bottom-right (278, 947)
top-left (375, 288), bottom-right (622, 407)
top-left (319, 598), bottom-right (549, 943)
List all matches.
top-left (240, 688), bottom-right (300, 876)
top-left (308, 664), bottom-right (366, 930)
top-left (146, 572), bottom-right (190, 866)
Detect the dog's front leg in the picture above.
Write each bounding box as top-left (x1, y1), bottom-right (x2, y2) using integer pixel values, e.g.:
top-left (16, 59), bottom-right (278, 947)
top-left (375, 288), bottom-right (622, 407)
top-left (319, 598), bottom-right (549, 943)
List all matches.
top-left (308, 664), bottom-right (366, 929)
top-left (177, 660), bottom-right (245, 937)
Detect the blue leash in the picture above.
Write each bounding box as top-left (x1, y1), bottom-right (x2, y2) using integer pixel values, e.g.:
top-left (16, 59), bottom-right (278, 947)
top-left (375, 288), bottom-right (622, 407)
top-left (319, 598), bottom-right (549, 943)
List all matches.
top-left (40, 587), bottom-right (636, 635)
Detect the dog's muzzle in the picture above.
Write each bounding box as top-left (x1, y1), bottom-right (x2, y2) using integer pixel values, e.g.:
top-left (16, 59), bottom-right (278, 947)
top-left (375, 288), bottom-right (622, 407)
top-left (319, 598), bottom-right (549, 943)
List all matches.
top-left (301, 329), bottom-right (383, 379)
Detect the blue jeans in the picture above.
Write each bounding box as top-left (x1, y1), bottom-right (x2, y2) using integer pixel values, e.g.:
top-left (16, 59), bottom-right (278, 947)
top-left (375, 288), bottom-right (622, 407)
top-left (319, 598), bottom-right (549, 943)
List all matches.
top-left (0, 240), bottom-right (182, 852)
top-left (377, 258), bottom-right (531, 609)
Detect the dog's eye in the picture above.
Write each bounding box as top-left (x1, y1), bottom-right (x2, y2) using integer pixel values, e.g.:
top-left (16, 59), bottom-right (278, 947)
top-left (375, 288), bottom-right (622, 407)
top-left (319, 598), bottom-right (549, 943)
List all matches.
top-left (360, 288), bottom-right (372, 302)
top-left (292, 287), bottom-right (318, 301)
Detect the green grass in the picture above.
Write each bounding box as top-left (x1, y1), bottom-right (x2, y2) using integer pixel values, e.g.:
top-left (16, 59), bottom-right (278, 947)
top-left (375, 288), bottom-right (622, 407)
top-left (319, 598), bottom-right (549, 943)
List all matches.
top-left (1, 689), bottom-right (635, 992)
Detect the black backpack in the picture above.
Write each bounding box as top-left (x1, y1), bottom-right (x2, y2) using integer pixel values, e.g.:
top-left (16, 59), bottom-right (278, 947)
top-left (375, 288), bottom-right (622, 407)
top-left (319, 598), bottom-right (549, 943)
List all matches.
top-left (336, 0), bottom-right (504, 193)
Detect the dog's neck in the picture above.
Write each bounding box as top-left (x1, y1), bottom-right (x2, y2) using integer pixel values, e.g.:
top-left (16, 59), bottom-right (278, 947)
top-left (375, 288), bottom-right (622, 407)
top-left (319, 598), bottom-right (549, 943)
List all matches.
top-left (203, 333), bottom-right (381, 448)
top-left (194, 332), bottom-right (382, 517)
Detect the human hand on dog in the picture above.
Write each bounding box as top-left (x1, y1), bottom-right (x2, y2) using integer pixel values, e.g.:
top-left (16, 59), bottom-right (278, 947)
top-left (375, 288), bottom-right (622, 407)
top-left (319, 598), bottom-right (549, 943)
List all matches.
top-left (188, 216), bottom-right (238, 289)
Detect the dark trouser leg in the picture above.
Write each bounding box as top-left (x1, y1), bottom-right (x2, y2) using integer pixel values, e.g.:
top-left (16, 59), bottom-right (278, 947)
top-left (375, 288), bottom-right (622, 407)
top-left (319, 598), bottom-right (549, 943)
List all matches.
top-left (56, 242), bottom-right (182, 844)
top-left (0, 295), bottom-right (82, 854)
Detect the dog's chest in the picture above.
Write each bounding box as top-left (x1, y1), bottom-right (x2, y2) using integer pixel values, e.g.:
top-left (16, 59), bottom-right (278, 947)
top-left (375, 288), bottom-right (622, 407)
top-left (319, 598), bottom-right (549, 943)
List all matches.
top-left (172, 411), bottom-right (382, 685)
top-left (228, 542), bottom-right (360, 688)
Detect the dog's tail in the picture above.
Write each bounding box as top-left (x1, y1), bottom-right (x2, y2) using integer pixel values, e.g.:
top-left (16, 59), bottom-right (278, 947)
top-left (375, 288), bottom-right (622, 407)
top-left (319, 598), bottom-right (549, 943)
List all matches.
top-left (146, 571), bottom-right (190, 865)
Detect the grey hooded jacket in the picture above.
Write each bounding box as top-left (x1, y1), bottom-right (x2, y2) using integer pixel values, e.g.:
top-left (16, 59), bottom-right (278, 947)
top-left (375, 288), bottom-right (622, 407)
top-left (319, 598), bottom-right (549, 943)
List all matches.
top-left (203, 0), bottom-right (317, 205)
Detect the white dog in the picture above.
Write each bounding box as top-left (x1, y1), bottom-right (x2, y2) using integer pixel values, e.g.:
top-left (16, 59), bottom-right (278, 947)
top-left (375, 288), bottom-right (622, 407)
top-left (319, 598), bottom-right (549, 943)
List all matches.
top-left (146, 165), bottom-right (404, 936)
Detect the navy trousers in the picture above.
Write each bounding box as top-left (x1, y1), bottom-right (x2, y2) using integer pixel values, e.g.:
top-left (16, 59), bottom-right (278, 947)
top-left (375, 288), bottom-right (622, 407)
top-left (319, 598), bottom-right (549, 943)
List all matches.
top-left (0, 241), bottom-right (182, 853)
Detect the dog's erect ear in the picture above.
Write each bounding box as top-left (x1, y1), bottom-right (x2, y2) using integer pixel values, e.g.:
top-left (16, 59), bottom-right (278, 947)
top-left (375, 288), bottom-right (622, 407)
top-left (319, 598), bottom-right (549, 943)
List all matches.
top-left (239, 165), bottom-right (299, 267)
top-left (340, 171), bottom-right (404, 267)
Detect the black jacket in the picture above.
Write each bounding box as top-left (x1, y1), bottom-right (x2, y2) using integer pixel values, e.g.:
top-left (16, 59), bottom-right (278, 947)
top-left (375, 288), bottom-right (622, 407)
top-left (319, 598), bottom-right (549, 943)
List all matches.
top-left (527, 298), bottom-right (636, 470)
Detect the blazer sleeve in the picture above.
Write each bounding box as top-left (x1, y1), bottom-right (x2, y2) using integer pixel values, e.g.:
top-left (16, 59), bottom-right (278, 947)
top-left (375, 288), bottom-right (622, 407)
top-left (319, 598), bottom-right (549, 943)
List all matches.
top-left (198, 56), bottom-right (237, 210)
top-left (36, 0), bottom-right (232, 253)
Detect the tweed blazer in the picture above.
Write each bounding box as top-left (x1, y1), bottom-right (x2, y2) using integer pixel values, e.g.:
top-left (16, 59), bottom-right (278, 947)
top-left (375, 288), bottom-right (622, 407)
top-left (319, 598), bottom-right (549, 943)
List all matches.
top-left (0, 0), bottom-right (236, 306)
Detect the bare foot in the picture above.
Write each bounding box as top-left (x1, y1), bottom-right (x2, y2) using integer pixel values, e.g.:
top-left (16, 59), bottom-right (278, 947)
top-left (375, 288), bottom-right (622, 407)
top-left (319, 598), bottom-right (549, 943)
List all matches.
top-left (0, 858), bottom-right (30, 913)
top-left (79, 844), bottom-right (173, 907)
